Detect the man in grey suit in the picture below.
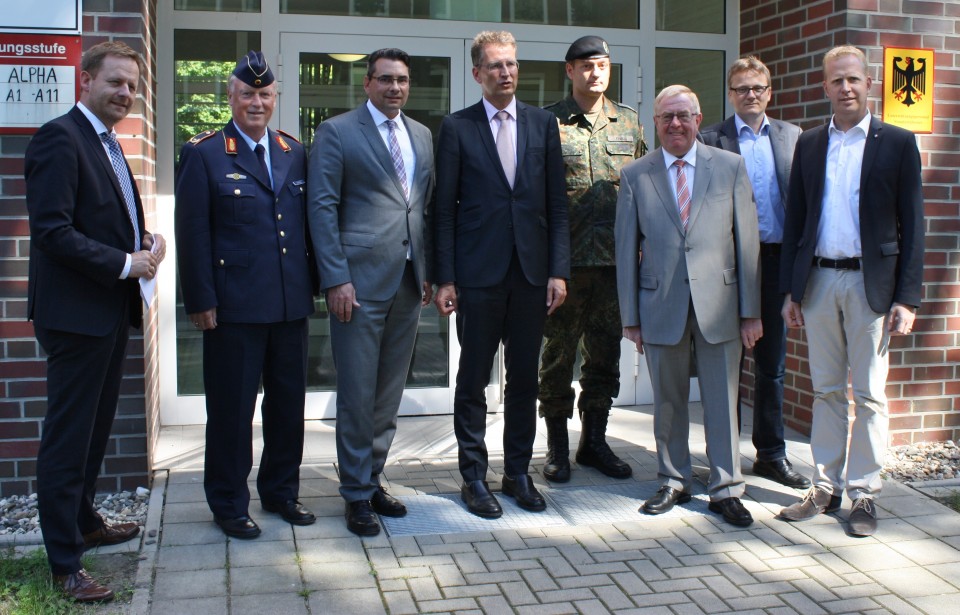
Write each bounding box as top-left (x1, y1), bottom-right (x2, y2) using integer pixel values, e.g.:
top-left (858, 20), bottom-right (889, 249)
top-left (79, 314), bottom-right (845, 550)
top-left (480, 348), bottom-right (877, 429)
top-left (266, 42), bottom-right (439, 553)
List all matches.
top-left (308, 48), bottom-right (435, 536)
top-left (700, 56), bottom-right (810, 490)
top-left (616, 85), bottom-right (762, 527)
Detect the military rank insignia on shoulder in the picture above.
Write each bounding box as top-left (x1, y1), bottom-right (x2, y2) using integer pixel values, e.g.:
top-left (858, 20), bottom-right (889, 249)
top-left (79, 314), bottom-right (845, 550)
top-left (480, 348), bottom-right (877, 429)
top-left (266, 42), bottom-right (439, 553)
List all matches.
top-left (188, 129), bottom-right (216, 145)
top-left (613, 100), bottom-right (637, 114)
top-left (276, 128), bottom-right (300, 144)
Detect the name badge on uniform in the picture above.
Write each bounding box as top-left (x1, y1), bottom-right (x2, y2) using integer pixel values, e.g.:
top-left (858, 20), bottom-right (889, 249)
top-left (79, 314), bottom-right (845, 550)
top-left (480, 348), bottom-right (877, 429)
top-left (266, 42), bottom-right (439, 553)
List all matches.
top-left (607, 135), bottom-right (633, 142)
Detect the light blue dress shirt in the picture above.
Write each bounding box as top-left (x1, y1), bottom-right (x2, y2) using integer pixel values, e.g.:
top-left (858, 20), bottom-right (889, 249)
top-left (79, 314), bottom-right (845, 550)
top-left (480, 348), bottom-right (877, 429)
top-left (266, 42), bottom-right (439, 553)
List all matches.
top-left (735, 114), bottom-right (783, 244)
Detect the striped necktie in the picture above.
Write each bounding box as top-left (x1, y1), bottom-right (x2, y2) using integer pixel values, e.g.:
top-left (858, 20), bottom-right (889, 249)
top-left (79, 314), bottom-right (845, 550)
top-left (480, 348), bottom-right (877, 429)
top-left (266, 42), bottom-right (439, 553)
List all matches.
top-left (674, 159), bottom-right (690, 230)
top-left (386, 119), bottom-right (409, 200)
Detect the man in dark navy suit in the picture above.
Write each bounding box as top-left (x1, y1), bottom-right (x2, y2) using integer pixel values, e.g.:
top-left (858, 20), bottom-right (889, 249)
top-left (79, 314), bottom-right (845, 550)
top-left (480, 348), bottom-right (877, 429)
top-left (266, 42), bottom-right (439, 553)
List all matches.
top-left (434, 31), bottom-right (570, 519)
top-left (700, 56), bottom-right (809, 490)
top-left (176, 51), bottom-right (316, 539)
top-left (26, 41), bottom-right (164, 602)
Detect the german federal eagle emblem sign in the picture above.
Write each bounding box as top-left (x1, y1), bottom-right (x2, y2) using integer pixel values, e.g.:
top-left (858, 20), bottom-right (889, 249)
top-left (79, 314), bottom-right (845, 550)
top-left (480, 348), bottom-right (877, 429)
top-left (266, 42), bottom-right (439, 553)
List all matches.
top-left (883, 47), bottom-right (934, 133)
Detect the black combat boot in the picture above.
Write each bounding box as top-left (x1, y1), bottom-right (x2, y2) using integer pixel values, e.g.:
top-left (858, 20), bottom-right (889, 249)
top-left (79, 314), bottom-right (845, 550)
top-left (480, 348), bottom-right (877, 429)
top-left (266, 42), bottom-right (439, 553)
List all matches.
top-left (542, 417), bottom-right (571, 482)
top-left (575, 411), bottom-right (632, 478)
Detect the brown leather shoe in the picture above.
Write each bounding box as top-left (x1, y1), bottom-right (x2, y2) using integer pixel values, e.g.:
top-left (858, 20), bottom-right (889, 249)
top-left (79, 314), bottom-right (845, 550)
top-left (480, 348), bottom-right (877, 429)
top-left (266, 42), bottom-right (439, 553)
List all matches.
top-left (53, 569), bottom-right (114, 603)
top-left (82, 520), bottom-right (140, 548)
top-left (779, 487), bottom-right (842, 522)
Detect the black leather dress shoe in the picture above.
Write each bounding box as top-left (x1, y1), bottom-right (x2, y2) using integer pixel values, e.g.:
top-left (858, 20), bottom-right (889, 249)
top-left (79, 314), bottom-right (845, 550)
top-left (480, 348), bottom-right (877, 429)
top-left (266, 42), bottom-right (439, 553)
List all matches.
top-left (501, 474), bottom-right (547, 512)
top-left (214, 515), bottom-right (261, 539)
top-left (345, 500), bottom-right (381, 536)
top-left (371, 486), bottom-right (407, 517)
top-left (641, 486), bottom-right (691, 515)
top-left (262, 499), bottom-right (316, 525)
top-left (461, 480), bottom-right (503, 519)
top-left (708, 497), bottom-right (754, 527)
top-left (753, 458), bottom-right (812, 489)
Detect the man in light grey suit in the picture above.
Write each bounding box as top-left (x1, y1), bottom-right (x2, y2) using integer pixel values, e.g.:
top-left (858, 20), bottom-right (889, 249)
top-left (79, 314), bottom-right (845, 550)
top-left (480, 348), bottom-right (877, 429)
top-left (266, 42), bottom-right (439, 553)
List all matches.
top-left (308, 48), bottom-right (435, 537)
top-left (700, 56), bottom-right (810, 491)
top-left (615, 85), bottom-right (762, 527)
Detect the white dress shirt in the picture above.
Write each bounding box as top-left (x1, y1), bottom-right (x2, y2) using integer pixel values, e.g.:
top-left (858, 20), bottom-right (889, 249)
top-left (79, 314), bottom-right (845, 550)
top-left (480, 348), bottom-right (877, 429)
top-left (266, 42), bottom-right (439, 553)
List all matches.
top-left (816, 112), bottom-right (872, 259)
top-left (77, 102), bottom-right (134, 279)
top-left (482, 96), bottom-right (518, 167)
top-left (662, 141), bottom-right (698, 209)
top-left (233, 121), bottom-right (273, 189)
top-left (367, 100), bottom-right (416, 194)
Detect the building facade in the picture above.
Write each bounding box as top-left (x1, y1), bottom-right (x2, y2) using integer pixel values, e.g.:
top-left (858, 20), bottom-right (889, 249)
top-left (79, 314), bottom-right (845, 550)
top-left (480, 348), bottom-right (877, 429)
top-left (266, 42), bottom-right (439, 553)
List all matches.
top-left (0, 0), bottom-right (957, 495)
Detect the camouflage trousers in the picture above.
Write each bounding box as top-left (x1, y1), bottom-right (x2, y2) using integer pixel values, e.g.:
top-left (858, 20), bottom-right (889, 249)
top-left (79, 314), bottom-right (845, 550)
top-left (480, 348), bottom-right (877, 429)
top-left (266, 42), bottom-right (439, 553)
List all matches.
top-left (538, 266), bottom-right (621, 419)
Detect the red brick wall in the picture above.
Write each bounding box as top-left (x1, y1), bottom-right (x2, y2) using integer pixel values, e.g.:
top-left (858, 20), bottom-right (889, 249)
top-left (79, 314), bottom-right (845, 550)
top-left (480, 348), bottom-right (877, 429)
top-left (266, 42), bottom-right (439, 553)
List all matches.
top-left (739, 0), bottom-right (960, 443)
top-left (0, 0), bottom-right (159, 496)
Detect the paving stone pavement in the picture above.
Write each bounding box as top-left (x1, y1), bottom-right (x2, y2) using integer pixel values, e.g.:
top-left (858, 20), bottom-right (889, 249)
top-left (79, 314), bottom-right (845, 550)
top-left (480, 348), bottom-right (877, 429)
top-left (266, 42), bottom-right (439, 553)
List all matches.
top-left (128, 406), bottom-right (960, 614)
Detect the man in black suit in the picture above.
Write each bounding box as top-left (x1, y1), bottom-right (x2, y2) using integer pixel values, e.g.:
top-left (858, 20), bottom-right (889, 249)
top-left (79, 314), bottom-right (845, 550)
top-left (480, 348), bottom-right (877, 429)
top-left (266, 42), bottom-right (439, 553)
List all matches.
top-left (176, 52), bottom-right (316, 539)
top-left (778, 46), bottom-right (924, 537)
top-left (434, 30), bottom-right (570, 518)
top-left (700, 56), bottom-right (810, 490)
top-left (26, 42), bottom-right (165, 603)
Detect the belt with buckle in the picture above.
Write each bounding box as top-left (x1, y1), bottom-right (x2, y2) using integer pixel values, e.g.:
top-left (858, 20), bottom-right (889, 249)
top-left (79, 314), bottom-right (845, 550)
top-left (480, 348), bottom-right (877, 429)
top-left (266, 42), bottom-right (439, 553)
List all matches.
top-left (813, 257), bottom-right (861, 270)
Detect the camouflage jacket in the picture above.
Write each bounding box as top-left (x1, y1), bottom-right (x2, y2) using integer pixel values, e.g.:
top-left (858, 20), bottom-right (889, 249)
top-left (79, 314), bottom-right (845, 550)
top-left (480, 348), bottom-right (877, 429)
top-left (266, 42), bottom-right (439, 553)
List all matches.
top-left (544, 96), bottom-right (646, 267)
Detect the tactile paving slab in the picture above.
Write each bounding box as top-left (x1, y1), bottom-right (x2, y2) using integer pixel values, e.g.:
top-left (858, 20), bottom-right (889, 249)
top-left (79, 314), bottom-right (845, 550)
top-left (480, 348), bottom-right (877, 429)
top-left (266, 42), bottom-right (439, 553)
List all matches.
top-left (381, 479), bottom-right (711, 536)
top-left (380, 492), bottom-right (569, 536)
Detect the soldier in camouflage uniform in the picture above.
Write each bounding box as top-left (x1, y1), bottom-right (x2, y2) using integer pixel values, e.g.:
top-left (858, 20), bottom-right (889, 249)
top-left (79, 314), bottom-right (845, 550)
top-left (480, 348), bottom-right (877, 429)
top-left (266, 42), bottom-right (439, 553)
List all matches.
top-left (538, 36), bottom-right (646, 482)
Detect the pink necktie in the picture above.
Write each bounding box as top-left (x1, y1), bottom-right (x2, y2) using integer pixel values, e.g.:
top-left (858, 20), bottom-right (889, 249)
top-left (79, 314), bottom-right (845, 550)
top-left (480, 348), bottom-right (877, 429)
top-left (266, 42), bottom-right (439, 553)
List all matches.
top-left (674, 160), bottom-right (690, 230)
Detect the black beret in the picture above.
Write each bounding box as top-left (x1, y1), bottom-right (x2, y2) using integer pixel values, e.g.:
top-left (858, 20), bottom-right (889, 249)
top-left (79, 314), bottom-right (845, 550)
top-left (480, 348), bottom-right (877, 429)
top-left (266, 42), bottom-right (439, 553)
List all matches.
top-left (565, 36), bottom-right (610, 62)
top-left (233, 50), bottom-right (274, 87)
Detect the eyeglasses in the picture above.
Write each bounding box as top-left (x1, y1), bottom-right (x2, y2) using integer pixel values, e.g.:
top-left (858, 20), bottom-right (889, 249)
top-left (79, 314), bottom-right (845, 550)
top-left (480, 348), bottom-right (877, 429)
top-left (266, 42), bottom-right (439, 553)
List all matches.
top-left (730, 85), bottom-right (770, 96)
top-left (657, 112), bottom-right (696, 124)
top-left (373, 75), bottom-right (410, 86)
top-left (479, 60), bottom-right (519, 73)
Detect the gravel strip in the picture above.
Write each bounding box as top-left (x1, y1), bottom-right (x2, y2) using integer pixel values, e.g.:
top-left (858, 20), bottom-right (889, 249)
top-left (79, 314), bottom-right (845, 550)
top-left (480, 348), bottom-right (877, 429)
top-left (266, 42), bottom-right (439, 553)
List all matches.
top-left (1, 487), bottom-right (149, 537)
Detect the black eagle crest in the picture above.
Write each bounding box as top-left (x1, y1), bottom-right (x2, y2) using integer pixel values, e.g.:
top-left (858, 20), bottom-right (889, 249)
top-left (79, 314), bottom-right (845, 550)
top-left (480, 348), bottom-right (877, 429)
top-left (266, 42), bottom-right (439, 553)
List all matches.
top-left (892, 56), bottom-right (926, 106)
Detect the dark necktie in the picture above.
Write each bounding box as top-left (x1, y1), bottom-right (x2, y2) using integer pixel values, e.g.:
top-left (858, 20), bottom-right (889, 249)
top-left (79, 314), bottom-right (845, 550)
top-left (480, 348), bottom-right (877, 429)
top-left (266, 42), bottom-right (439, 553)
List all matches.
top-left (386, 119), bottom-right (409, 200)
top-left (254, 143), bottom-right (271, 189)
top-left (100, 132), bottom-right (141, 251)
top-left (674, 159), bottom-right (690, 230)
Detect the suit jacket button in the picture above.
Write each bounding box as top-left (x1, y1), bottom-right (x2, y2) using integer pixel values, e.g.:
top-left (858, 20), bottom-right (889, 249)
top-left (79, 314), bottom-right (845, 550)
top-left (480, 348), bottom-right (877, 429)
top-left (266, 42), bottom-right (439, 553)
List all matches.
top-left (402, 240), bottom-right (409, 246)
top-left (280, 230), bottom-right (286, 237)
top-left (219, 259), bottom-right (225, 266)
top-left (282, 248), bottom-right (288, 254)
top-left (234, 189), bottom-right (241, 196)
top-left (407, 207), bottom-right (412, 213)
top-left (277, 213), bottom-right (282, 221)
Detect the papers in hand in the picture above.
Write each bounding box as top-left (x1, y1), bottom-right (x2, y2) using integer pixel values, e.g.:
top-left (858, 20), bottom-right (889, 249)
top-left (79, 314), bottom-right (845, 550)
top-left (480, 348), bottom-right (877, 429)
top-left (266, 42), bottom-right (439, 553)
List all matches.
top-left (139, 241), bottom-right (159, 309)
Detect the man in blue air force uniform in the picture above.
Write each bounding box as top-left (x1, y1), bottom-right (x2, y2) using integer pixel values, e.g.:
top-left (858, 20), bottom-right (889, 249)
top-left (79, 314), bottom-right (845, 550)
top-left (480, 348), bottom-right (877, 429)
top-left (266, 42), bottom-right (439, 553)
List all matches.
top-left (175, 51), bottom-right (316, 539)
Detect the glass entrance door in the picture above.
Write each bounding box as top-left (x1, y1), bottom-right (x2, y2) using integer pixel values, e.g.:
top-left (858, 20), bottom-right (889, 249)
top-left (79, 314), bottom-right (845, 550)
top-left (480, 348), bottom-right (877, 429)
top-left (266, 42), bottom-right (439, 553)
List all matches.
top-left (280, 34), bottom-right (465, 419)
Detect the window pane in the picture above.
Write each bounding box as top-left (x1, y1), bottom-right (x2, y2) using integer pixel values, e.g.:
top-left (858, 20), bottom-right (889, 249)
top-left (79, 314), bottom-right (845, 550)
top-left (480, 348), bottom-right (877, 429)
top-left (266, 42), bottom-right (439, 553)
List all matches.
top-left (656, 0), bottom-right (725, 33)
top-left (174, 30), bottom-right (261, 395)
top-left (281, 0), bottom-right (639, 29)
top-left (299, 52), bottom-right (452, 389)
top-left (175, 0), bottom-right (261, 11)
top-left (655, 48), bottom-right (725, 131)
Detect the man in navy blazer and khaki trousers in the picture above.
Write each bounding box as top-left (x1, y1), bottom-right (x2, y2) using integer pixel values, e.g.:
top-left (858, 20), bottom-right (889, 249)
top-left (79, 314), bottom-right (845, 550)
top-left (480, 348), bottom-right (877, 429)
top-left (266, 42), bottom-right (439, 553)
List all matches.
top-left (26, 42), bottom-right (165, 602)
top-left (778, 46), bottom-right (924, 537)
top-left (434, 31), bottom-right (570, 519)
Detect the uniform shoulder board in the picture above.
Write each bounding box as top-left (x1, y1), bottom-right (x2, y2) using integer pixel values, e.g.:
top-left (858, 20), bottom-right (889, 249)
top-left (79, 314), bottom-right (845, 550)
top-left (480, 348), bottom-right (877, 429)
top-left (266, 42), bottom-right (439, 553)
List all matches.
top-left (275, 129), bottom-right (301, 143)
top-left (188, 129), bottom-right (217, 145)
top-left (613, 100), bottom-right (638, 114)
